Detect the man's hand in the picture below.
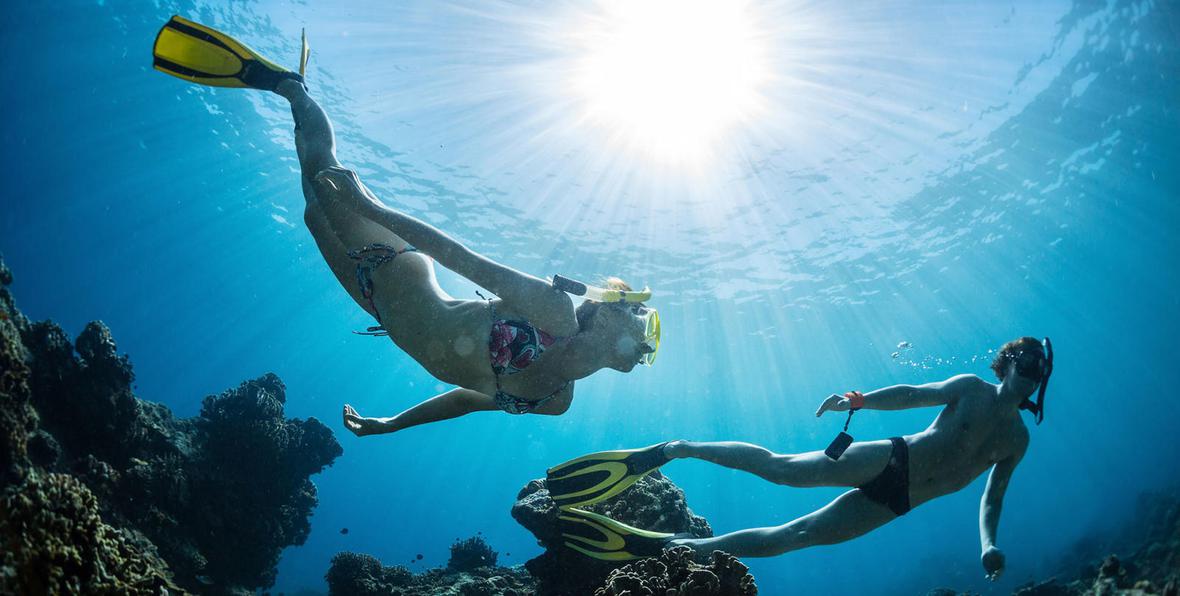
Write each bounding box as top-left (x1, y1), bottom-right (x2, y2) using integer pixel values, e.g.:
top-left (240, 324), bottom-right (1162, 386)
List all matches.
top-left (982, 546), bottom-right (1006, 581)
top-left (815, 394), bottom-right (851, 417)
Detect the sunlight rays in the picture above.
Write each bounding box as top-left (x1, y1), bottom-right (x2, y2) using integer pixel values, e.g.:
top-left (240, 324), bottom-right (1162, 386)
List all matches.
top-left (569, 0), bottom-right (770, 163)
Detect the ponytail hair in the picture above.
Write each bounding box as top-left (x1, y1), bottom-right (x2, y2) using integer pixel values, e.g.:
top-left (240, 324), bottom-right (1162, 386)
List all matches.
top-left (574, 277), bottom-right (635, 332)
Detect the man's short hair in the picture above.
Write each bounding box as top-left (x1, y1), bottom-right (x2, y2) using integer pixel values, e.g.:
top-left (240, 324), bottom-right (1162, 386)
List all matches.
top-left (990, 336), bottom-right (1044, 381)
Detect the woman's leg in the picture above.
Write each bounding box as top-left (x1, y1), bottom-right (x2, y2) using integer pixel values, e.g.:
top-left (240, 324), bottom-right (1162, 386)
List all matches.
top-left (275, 80), bottom-right (438, 314)
top-left (302, 196), bottom-right (380, 316)
top-left (665, 440), bottom-right (893, 488)
top-left (275, 80), bottom-right (412, 251)
top-left (670, 490), bottom-right (896, 557)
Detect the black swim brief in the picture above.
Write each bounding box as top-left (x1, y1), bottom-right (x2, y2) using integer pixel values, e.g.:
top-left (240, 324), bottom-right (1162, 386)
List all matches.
top-left (857, 436), bottom-right (911, 516)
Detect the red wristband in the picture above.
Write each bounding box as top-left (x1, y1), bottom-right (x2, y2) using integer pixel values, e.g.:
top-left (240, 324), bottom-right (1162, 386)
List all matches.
top-left (845, 391), bottom-right (865, 410)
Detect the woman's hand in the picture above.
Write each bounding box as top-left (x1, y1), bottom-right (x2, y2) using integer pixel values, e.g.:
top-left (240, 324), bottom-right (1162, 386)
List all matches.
top-left (342, 404), bottom-right (392, 437)
top-left (815, 394), bottom-right (851, 417)
top-left (982, 546), bottom-right (1006, 581)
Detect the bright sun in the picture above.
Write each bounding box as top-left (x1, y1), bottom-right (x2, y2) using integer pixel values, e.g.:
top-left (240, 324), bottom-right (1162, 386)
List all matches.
top-left (573, 0), bottom-right (769, 163)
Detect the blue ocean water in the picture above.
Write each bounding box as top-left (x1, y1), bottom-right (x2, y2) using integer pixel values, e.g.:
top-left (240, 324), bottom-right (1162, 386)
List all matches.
top-left (1, 0), bottom-right (1177, 594)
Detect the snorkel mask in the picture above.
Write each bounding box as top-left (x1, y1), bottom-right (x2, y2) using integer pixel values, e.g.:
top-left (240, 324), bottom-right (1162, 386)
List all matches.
top-left (552, 275), bottom-right (661, 366)
top-left (1017, 337), bottom-right (1054, 425)
top-left (635, 306), bottom-right (661, 366)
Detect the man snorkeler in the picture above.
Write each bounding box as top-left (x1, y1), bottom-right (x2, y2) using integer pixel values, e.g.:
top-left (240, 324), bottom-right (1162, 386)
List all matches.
top-left (547, 336), bottom-right (1053, 582)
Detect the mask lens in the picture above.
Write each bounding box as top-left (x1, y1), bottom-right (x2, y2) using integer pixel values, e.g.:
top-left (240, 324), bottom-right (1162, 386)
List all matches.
top-left (1014, 350), bottom-right (1044, 381)
top-left (640, 309), bottom-right (660, 365)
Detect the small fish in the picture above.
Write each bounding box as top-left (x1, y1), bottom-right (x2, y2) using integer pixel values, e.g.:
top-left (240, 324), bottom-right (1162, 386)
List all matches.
top-left (416, 554), bottom-right (423, 560)
top-left (897, 341), bottom-right (912, 350)
top-left (891, 351), bottom-right (900, 359)
top-left (340, 527), bottom-right (349, 535)
top-left (195, 575), bottom-right (213, 585)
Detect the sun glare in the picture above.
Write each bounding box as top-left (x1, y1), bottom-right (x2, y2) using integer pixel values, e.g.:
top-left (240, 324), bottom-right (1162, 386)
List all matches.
top-left (572, 0), bottom-right (769, 163)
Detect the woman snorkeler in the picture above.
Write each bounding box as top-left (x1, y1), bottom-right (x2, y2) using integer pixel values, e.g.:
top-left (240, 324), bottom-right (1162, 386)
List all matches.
top-left (152, 16), bottom-right (660, 435)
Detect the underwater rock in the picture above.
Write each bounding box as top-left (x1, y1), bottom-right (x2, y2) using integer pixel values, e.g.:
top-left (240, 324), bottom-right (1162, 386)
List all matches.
top-left (0, 257), bottom-right (343, 594)
top-left (594, 546), bottom-right (758, 596)
top-left (326, 552), bottom-right (413, 595)
top-left (0, 471), bottom-right (179, 594)
top-left (325, 546), bottom-right (535, 596)
top-left (512, 470), bottom-right (719, 595)
top-left (189, 373), bottom-right (343, 590)
top-left (1012, 578), bottom-right (1072, 596)
top-left (450, 535), bottom-right (500, 571)
top-left (0, 273), bottom-right (34, 487)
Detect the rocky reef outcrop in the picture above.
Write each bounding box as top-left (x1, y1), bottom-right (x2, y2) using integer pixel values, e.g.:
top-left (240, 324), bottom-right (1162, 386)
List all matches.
top-left (512, 470), bottom-right (754, 595)
top-left (324, 469), bottom-right (757, 596)
top-left (449, 535), bottom-right (501, 572)
top-left (594, 546), bottom-right (757, 596)
top-left (0, 471), bottom-right (178, 594)
top-left (926, 489), bottom-right (1180, 596)
top-left (0, 257), bottom-right (343, 594)
top-left (326, 536), bottom-right (535, 596)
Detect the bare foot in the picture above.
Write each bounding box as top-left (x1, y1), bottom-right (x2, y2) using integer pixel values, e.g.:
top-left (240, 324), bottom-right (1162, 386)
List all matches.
top-left (342, 404), bottom-right (390, 437)
top-left (274, 78), bottom-right (304, 100)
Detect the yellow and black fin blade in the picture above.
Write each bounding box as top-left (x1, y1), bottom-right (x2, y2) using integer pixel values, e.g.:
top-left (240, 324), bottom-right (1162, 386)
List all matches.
top-left (152, 15), bottom-right (302, 91)
top-left (545, 442), bottom-right (669, 509)
top-left (558, 508), bottom-right (679, 561)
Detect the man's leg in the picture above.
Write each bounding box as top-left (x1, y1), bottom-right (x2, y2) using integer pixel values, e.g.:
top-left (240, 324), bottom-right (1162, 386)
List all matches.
top-left (666, 439), bottom-right (893, 487)
top-left (671, 489), bottom-right (896, 557)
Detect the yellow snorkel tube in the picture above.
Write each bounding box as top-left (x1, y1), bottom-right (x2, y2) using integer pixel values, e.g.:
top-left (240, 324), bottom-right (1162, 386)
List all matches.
top-left (552, 275), bottom-right (652, 303)
top-left (552, 275), bottom-right (661, 366)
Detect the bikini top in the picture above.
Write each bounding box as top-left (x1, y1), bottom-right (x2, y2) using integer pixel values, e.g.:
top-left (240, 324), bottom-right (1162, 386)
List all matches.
top-left (486, 300), bottom-right (569, 415)
top-left (489, 318), bottom-right (557, 375)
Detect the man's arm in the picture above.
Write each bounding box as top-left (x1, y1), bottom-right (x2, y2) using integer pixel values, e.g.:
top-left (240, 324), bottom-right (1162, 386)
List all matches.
top-left (979, 443), bottom-right (1026, 580)
top-left (815, 374), bottom-right (977, 416)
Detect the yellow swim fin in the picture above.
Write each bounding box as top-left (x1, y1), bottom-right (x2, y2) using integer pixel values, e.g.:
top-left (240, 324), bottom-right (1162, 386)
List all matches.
top-left (558, 508), bottom-right (685, 561)
top-left (546, 443), bottom-right (670, 509)
top-left (153, 15), bottom-right (305, 91)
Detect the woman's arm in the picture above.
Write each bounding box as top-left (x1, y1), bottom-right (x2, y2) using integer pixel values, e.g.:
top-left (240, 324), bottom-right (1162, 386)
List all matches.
top-left (314, 169), bottom-right (573, 323)
top-left (815, 374), bottom-right (977, 416)
top-left (343, 388), bottom-right (499, 435)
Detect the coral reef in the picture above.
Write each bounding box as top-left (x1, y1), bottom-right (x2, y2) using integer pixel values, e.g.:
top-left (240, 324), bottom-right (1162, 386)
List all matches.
top-left (1009, 552), bottom-right (1178, 596)
top-left (594, 546), bottom-right (757, 596)
top-left (326, 545), bottom-right (535, 596)
top-left (1010, 489), bottom-right (1180, 596)
top-left (325, 471), bottom-right (752, 596)
top-left (449, 535), bottom-right (500, 571)
top-left (0, 257), bottom-right (343, 594)
top-left (929, 489), bottom-right (1180, 596)
top-left (188, 374), bottom-right (343, 589)
top-left (325, 552), bottom-right (413, 595)
top-left (511, 470), bottom-right (726, 595)
top-left (0, 471), bottom-right (178, 594)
